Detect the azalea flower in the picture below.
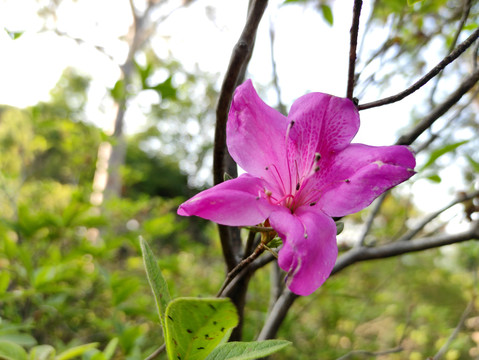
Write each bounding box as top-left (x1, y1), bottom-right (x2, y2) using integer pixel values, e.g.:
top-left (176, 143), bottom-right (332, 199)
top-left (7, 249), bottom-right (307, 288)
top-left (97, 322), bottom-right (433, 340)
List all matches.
top-left (178, 80), bottom-right (416, 296)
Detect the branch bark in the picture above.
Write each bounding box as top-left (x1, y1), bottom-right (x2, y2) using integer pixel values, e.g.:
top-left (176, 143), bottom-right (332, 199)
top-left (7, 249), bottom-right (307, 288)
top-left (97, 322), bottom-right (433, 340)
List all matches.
top-left (396, 67), bottom-right (479, 146)
top-left (358, 26), bottom-right (479, 111)
top-left (256, 222), bottom-right (479, 340)
top-left (213, 0), bottom-right (268, 271)
top-left (346, 0), bottom-right (363, 99)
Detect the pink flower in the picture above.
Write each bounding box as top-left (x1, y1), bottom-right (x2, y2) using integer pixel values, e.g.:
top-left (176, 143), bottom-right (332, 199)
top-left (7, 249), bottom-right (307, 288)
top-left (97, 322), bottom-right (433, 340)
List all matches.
top-left (178, 80), bottom-right (415, 296)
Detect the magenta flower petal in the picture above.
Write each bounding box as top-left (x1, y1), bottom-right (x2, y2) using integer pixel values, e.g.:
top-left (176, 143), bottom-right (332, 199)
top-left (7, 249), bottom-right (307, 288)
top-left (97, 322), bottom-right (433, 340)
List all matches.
top-left (288, 93), bottom-right (359, 163)
top-left (318, 144), bottom-right (416, 217)
top-left (178, 174), bottom-right (276, 226)
top-left (270, 207), bottom-right (337, 296)
top-left (227, 80), bottom-right (290, 192)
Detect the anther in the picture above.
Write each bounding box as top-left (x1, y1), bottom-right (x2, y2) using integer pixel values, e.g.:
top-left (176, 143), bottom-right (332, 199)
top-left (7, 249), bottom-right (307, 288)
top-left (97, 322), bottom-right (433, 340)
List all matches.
top-left (255, 196), bottom-right (260, 200)
top-left (265, 166), bottom-right (269, 170)
top-left (314, 166), bottom-right (320, 172)
top-left (304, 234), bottom-right (308, 239)
top-left (296, 183), bottom-right (300, 191)
top-left (345, 179), bottom-right (351, 183)
top-left (290, 120), bottom-right (295, 128)
top-left (265, 190), bottom-right (272, 196)
top-left (309, 202), bottom-right (316, 206)
top-left (315, 152), bottom-right (321, 162)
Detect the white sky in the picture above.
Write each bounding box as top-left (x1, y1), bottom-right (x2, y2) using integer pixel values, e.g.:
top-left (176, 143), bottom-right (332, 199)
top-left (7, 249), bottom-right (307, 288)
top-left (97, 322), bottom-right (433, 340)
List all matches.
top-left (0, 0), bottom-right (473, 218)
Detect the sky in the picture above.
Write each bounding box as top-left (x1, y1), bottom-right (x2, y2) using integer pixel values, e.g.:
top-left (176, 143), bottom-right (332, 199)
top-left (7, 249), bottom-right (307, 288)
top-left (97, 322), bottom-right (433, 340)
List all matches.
top-left (0, 0), bottom-right (472, 219)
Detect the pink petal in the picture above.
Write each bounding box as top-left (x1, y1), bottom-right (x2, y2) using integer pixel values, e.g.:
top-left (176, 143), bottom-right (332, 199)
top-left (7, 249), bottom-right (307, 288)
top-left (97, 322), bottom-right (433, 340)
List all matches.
top-left (318, 144), bottom-right (416, 217)
top-left (269, 207), bottom-right (338, 296)
top-left (287, 93), bottom-right (359, 179)
top-left (227, 80), bottom-right (290, 193)
top-left (178, 174), bottom-right (277, 226)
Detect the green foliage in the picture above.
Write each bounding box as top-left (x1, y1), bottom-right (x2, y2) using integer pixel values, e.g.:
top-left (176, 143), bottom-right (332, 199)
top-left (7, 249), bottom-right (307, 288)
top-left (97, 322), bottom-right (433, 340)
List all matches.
top-left (204, 340), bottom-right (291, 360)
top-left (165, 298), bottom-right (238, 360)
top-left (420, 140), bottom-right (469, 171)
top-left (0, 340), bottom-right (28, 360)
top-left (140, 238), bottom-right (171, 327)
top-left (320, 5), bottom-right (333, 26)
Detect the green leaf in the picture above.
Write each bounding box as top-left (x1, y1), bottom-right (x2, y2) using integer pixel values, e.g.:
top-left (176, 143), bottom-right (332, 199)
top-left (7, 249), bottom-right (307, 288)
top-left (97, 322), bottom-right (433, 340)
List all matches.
top-left (0, 340), bottom-right (27, 360)
top-left (152, 77), bottom-right (177, 100)
top-left (223, 172), bottom-right (234, 181)
top-left (204, 340), bottom-right (291, 360)
top-left (320, 5), bottom-right (334, 26)
top-left (102, 338), bottom-right (118, 360)
top-left (165, 298), bottom-right (239, 360)
top-left (140, 237), bottom-right (171, 327)
top-left (420, 140), bottom-right (469, 171)
top-left (335, 221), bottom-right (344, 235)
top-left (466, 155), bottom-right (479, 173)
top-left (282, 0), bottom-right (308, 4)
top-left (266, 237), bottom-right (283, 248)
top-left (109, 79), bottom-right (125, 102)
top-left (55, 343), bottom-right (99, 360)
top-left (0, 271), bottom-right (10, 294)
top-left (28, 345), bottom-right (55, 360)
top-left (407, 0), bottom-right (424, 5)
top-left (426, 174), bottom-right (441, 183)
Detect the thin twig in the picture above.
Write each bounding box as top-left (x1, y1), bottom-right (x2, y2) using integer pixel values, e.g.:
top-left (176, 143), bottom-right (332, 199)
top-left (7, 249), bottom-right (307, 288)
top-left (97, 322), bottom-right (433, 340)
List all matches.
top-left (332, 222), bottom-right (479, 276)
top-left (432, 298), bottom-right (475, 360)
top-left (144, 343), bottom-right (166, 360)
top-left (269, 20), bottom-right (287, 114)
top-left (213, 0), bottom-right (268, 271)
top-left (336, 346), bottom-right (403, 360)
top-left (217, 242), bottom-right (267, 297)
top-left (428, 0), bottom-right (472, 106)
top-left (346, 0), bottom-right (363, 99)
top-left (257, 222), bottom-right (479, 341)
top-left (359, 26), bottom-right (479, 110)
top-left (357, 192), bottom-right (388, 246)
top-left (398, 189), bottom-right (479, 242)
top-left (396, 67), bottom-right (479, 146)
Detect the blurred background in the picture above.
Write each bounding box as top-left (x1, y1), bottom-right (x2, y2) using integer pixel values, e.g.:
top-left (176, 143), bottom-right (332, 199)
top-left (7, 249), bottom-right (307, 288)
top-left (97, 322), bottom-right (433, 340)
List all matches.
top-left (0, 0), bottom-right (478, 359)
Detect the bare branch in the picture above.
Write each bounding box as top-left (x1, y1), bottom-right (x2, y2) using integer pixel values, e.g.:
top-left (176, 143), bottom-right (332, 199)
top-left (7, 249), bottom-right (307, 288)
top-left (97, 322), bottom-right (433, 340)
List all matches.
top-left (398, 189), bottom-right (479, 242)
top-left (346, 0), bottom-right (363, 99)
top-left (357, 192), bottom-right (388, 246)
top-left (432, 298), bottom-right (475, 360)
top-left (428, 0), bottom-right (472, 106)
top-left (336, 346), bottom-right (403, 360)
top-left (257, 289), bottom-right (299, 340)
top-left (269, 21), bottom-right (287, 114)
top-left (213, 0), bottom-right (268, 271)
top-left (332, 222), bottom-right (479, 276)
top-left (144, 343), bottom-right (166, 360)
top-left (396, 67), bottom-right (479, 146)
top-left (358, 26), bottom-right (479, 110)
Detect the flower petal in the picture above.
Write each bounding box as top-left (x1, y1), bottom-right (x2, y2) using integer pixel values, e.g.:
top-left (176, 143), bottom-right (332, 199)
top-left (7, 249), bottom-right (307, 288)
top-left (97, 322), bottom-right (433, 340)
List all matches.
top-left (287, 93), bottom-right (359, 181)
top-left (227, 80), bottom-right (290, 193)
top-left (178, 174), bottom-right (277, 226)
top-left (318, 144), bottom-right (416, 217)
top-left (270, 207), bottom-right (338, 296)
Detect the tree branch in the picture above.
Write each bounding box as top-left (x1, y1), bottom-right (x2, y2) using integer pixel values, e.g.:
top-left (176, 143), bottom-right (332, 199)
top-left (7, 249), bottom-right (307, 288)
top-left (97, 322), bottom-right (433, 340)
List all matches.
top-left (358, 26), bottom-right (479, 110)
top-left (346, 0), bottom-right (363, 99)
top-left (396, 67), bottom-right (479, 146)
top-left (213, 0), bottom-right (268, 271)
top-left (428, 0), bottom-right (472, 106)
top-left (255, 223), bottom-right (479, 341)
top-left (398, 189), bottom-right (479, 242)
top-left (357, 192), bottom-right (388, 246)
top-left (332, 222), bottom-right (479, 276)
top-left (257, 289), bottom-right (298, 340)
top-left (432, 297), bottom-right (475, 360)
top-left (336, 346), bottom-right (403, 360)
